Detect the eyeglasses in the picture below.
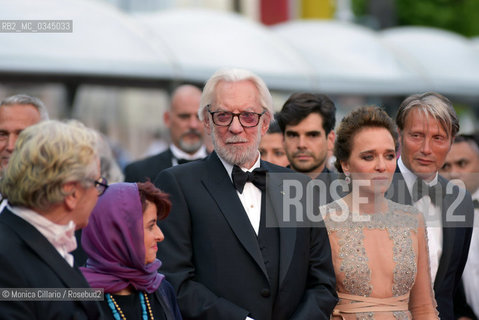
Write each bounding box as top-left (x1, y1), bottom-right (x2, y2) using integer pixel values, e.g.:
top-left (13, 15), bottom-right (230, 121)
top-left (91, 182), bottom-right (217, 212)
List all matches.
top-left (93, 177), bottom-right (109, 196)
top-left (207, 105), bottom-right (265, 128)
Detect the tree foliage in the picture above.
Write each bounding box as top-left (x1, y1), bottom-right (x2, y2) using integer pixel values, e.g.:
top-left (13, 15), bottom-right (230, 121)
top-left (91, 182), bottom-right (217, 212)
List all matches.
top-left (352, 0), bottom-right (479, 37)
top-left (397, 0), bottom-right (479, 37)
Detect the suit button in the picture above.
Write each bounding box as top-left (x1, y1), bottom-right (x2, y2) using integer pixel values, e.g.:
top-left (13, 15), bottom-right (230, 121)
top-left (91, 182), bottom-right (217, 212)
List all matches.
top-left (260, 288), bottom-right (270, 297)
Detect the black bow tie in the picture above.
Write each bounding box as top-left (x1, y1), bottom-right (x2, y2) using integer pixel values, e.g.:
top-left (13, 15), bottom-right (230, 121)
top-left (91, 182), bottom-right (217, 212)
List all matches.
top-left (232, 165), bottom-right (267, 194)
top-left (412, 179), bottom-right (441, 207)
top-left (473, 199), bottom-right (479, 210)
top-left (177, 158), bottom-right (195, 165)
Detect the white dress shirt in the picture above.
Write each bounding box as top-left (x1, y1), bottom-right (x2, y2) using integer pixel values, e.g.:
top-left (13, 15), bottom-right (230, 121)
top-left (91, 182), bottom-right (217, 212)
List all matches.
top-left (0, 198), bottom-right (6, 213)
top-left (8, 204), bottom-right (77, 267)
top-left (219, 152), bottom-right (262, 235)
top-left (462, 188), bottom-right (479, 316)
top-left (398, 157), bottom-right (443, 282)
top-left (219, 153), bottom-right (262, 320)
top-left (170, 144), bottom-right (207, 166)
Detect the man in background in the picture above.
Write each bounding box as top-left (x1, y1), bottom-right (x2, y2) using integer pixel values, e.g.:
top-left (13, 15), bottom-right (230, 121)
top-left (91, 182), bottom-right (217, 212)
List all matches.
top-left (0, 94), bottom-right (49, 212)
top-left (0, 94), bottom-right (49, 175)
top-left (277, 93), bottom-right (336, 179)
top-left (389, 92), bottom-right (474, 319)
top-left (124, 84), bottom-right (206, 182)
top-left (259, 114), bottom-right (289, 167)
top-left (440, 133), bottom-right (479, 320)
top-left (277, 93), bottom-right (337, 202)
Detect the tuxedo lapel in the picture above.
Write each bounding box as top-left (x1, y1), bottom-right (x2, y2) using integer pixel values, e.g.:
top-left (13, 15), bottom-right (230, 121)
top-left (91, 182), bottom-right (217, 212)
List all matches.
top-left (434, 177), bottom-right (455, 286)
top-left (435, 228), bottom-right (455, 287)
top-left (262, 161), bottom-right (297, 287)
top-left (201, 153), bottom-right (268, 279)
top-left (388, 166), bottom-right (413, 205)
top-left (165, 148), bottom-right (174, 167)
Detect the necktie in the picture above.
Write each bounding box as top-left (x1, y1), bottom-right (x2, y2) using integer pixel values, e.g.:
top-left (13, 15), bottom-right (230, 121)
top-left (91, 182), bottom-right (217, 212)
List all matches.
top-left (232, 165), bottom-right (267, 194)
top-left (412, 178), bottom-right (441, 207)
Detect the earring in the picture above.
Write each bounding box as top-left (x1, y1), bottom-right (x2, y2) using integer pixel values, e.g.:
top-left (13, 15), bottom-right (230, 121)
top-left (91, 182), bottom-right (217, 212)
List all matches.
top-left (344, 172), bottom-right (351, 184)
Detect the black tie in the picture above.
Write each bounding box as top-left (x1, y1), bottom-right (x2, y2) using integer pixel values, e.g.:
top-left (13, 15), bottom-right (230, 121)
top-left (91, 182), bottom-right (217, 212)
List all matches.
top-left (177, 158), bottom-right (195, 165)
top-left (412, 179), bottom-right (441, 207)
top-left (232, 165), bottom-right (267, 194)
top-left (473, 199), bottom-right (479, 210)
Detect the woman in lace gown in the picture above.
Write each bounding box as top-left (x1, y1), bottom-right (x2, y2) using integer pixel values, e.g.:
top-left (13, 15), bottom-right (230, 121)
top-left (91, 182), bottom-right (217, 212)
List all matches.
top-left (322, 106), bottom-right (438, 319)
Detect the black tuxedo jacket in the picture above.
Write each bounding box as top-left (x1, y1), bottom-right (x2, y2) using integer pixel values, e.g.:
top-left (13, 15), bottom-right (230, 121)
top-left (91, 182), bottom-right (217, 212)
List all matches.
top-left (387, 167), bottom-right (474, 320)
top-left (124, 148), bottom-right (173, 182)
top-left (454, 281), bottom-right (478, 319)
top-left (154, 152), bottom-right (337, 320)
top-left (0, 209), bottom-right (103, 319)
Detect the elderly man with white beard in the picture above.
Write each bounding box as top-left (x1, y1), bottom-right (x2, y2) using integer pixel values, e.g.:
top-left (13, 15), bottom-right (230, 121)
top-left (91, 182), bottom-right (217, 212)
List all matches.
top-left (154, 68), bottom-right (337, 320)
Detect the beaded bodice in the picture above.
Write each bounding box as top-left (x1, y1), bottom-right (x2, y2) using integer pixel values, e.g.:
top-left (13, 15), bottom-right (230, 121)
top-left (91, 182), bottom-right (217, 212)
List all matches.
top-left (322, 199), bottom-right (422, 320)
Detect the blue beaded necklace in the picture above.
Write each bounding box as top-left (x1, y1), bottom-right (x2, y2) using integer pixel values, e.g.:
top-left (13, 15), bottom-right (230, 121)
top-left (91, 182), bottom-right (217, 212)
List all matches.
top-left (106, 292), bottom-right (154, 320)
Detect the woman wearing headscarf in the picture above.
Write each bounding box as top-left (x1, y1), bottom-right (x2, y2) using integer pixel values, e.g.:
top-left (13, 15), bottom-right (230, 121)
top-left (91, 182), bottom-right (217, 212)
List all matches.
top-left (81, 182), bottom-right (182, 320)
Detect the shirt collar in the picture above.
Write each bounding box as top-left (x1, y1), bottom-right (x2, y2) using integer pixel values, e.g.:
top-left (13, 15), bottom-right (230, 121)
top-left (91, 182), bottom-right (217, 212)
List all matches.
top-left (398, 156), bottom-right (439, 193)
top-left (170, 144), bottom-right (207, 161)
top-left (8, 204), bottom-right (77, 267)
top-left (472, 188), bottom-right (479, 201)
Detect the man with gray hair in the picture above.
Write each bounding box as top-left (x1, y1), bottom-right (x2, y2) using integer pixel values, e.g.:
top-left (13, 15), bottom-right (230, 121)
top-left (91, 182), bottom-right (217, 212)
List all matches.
top-left (154, 68), bottom-right (337, 320)
top-left (0, 94), bottom-right (49, 173)
top-left (388, 92), bottom-right (474, 320)
top-left (0, 120), bottom-right (104, 319)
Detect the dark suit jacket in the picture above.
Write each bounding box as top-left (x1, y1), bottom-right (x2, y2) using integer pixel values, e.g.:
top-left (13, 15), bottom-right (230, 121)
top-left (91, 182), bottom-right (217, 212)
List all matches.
top-left (387, 167), bottom-right (474, 320)
top-left (154, 152), bottom-right (337, 320)
top-left (124, 149), bottom-right (173, 182)
top-left (454, 281), bottom-right (478, 319)
top-left (0, 209), bottom-right (103, 320)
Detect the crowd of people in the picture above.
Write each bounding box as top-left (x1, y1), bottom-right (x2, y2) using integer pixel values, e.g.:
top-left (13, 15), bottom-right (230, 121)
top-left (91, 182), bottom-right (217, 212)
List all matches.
top-left (0, 67), bottom-right (477, 320)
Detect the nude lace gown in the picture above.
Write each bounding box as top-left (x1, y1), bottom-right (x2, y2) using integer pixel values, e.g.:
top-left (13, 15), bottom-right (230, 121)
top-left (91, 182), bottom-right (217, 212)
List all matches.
top-left (322, 199), bottom-right (439, 320)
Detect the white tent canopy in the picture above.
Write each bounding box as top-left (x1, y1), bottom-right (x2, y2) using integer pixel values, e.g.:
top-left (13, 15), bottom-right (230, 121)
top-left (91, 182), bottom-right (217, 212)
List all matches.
top-left (271, 20), bottom-right (428, 95)
top-left (1, 3), bottom-right (478, 97)
top-left (0, 0), bottom-right (177, 82)
top-left (136, 8), bottom-right (317, 91)
top-left (381, 27), bottom-right (479, 97)
top-left (472, 37), bottom-right (479, 52)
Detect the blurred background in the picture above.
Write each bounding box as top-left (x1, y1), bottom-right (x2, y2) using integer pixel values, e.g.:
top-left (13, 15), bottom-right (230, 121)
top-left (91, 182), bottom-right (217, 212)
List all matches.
top-left (1, 0), bottom-right (478, 168)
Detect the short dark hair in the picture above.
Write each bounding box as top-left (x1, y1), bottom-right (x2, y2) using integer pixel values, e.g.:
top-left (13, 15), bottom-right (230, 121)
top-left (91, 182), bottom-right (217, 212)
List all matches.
top-left (453, 133), bottom-right (479, 154)
top-left (277, 93), bottom-right (336, 135)
top-left (334, 106), bottom-right (398, 172)
top-left (137, 181), bottom-right (171, 221)
top-left (267, 113), bottom-right (282, 134)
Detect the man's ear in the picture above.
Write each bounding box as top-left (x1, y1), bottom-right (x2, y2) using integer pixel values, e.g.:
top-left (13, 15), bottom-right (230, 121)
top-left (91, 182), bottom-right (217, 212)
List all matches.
top-left (63, 182), bottom-right (80, 211)
top-left (203, 111), bottom-right (212, 132)
top-left (327, 131), bottom-right (336, 151)
top-left (260, 113), bottom-right (271, 136)
top-left (164, 111), bottom-right (171, 129)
